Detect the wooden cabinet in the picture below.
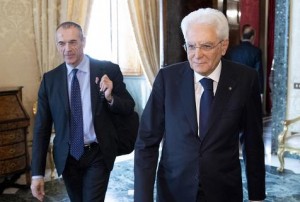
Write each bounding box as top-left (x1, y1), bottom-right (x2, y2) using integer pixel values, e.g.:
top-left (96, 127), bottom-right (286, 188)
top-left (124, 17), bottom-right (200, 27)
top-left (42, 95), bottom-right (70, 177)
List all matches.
top-left (0, 87), bottom-right (30, 192)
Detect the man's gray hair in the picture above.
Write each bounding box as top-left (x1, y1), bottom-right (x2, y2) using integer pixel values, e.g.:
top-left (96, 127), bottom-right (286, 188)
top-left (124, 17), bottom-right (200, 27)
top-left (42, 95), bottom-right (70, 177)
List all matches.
top-left (181, 8), bottom-right (229, 41)
top-left (56, 21), bottom-right (85, 40)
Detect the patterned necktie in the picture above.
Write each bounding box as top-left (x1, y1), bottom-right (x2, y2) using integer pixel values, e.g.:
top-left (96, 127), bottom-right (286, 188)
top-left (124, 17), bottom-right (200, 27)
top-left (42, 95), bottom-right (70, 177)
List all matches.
top-left (70, 69), bottom-right (84, 160)
top-left (199, 78), bottom-right (214, 138)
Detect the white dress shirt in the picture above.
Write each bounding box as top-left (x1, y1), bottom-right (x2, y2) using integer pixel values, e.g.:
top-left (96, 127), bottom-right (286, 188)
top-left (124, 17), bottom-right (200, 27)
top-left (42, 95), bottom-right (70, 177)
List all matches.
top-left (194, 61), bottom-right (222, 136)
top-left (66, 55), bottom-right (97, 144)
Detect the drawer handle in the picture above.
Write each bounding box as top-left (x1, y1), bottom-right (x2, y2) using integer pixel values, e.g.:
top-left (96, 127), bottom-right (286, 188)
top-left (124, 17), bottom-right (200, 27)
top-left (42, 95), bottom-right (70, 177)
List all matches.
top-left (9, 148), bottom-right (16, 153)
top-left (10, 162), bottom-right (16, 169)
top-left (9, 134), bottom-right (15, 138)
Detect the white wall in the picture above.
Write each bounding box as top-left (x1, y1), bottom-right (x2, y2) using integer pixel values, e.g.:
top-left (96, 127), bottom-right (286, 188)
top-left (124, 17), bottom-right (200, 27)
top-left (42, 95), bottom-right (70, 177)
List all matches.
top-left (287, 0), bottom-right (300, 131)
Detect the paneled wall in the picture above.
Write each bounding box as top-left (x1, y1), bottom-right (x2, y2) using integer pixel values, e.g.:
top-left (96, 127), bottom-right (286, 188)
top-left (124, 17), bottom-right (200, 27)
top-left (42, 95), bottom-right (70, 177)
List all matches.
top-left (287, 0), bottom-right (300, 129)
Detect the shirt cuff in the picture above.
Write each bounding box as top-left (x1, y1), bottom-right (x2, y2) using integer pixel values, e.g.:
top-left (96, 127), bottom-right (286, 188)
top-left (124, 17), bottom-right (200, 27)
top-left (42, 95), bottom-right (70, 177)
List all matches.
top-left (32, 175), bottom-right (44, 180)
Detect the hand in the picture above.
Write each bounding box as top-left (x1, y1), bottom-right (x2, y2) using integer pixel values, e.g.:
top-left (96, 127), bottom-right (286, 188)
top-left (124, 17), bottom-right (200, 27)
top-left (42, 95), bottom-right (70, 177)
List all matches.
top-left (95, 75), bottom-right (114, 102)
top-left (31, 178), bottom-right (45, 201)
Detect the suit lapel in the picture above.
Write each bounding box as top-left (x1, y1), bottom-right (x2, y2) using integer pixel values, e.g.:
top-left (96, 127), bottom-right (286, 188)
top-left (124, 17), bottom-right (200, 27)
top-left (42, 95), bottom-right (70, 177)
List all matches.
top-left (90, 59), bottom-right (104, 117)
top-left (56, 65), bottom-right (70, 116)
top-left (204, 60), bottom-right (237, 139)
top-left (177, 63), bottom-right (198, 135)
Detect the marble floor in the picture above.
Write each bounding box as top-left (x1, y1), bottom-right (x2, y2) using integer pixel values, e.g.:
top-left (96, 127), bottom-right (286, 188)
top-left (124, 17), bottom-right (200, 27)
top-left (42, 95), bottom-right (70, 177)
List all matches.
top-left (1, 116), bottom-right (300, 201)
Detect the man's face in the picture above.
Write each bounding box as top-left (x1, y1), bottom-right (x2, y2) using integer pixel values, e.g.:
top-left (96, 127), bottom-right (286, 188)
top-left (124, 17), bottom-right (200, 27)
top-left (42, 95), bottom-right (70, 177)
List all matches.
top-left (185, 24), bottom-right (229, 76)
top-left (56, 26), bottom-right (85, 67)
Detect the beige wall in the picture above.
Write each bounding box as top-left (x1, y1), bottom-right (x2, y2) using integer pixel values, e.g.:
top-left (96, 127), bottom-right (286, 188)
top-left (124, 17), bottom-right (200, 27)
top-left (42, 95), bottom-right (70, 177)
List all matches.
top-left (0, 0), bottom-right (40, 139)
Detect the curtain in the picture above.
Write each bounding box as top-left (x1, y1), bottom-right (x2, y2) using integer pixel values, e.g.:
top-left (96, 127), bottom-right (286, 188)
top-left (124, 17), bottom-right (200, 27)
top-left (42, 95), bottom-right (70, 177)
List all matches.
top-left (128, 0), bottom-right (160, 86)
top-left (33, 0), bottom-right (94, 79)
top-left (266, 0), bottom-right (275, 114)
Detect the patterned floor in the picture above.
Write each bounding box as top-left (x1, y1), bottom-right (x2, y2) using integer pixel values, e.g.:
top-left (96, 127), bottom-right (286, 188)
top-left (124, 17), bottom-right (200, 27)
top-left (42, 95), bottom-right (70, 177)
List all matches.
top-left (1, 159), bottom-right (300, 202)
top-left (1, 116), bottom-right (300, 201)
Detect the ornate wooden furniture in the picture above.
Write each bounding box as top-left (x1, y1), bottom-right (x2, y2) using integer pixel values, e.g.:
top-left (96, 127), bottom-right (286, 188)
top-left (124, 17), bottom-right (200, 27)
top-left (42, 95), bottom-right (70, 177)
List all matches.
top-left (0, 87), bottom-right (30, 193)
top-left (277, 116), bottom-right (300, 172)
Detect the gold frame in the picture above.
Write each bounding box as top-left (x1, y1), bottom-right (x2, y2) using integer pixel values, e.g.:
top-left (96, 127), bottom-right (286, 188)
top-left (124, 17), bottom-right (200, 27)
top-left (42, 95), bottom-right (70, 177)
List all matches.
top-left (277, 116), bottom-right (300, 172)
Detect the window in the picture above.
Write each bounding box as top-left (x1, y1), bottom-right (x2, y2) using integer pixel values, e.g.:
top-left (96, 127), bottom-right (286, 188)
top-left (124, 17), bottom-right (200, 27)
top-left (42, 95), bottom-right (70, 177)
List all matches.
top-left (85, 0), bottom-right (142, 76)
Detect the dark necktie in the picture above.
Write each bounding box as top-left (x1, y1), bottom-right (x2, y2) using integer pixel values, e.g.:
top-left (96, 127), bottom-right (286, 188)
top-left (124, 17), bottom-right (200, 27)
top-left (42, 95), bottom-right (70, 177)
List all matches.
top-left (199, 78), bottom-right (214, 138)
top-left (70, 69), bottom-right (84, 160)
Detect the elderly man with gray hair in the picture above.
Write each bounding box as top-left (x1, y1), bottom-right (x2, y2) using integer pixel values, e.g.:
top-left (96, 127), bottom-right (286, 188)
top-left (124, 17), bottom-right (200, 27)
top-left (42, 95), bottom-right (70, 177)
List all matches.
top-left (134, 8), bottom-right (265, 202)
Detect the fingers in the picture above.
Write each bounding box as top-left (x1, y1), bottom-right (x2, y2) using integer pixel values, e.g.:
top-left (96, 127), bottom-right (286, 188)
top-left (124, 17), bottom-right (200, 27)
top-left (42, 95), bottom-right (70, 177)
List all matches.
top-left (95, 75), bottom-right (113, 92)
top-left (95, 75), bottom-right (114, 102)
top-left (98, 75), bottom-right (113, 101)
top-left (31, 178), bottom-right (45, 201)
top-left (99, 74), bottom-right (113, 92)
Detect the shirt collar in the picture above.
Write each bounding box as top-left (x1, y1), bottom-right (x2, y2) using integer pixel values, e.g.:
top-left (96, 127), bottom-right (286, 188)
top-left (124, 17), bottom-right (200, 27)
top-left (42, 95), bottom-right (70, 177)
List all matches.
top-left (194, 60), bottom-right (222, 84)
top-left (66, 55), bottom-right (89, 76)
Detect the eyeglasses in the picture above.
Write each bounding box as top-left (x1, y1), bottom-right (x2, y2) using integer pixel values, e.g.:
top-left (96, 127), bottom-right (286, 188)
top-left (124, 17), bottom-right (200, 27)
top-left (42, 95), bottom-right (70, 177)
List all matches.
top-left (183, 40), bottom-right (223, 52)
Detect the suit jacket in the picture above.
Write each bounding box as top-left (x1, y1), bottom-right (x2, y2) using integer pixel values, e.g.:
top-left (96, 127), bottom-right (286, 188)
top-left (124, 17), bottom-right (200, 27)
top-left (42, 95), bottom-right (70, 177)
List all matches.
top-left (225, 41), bottom-right (264, 93)
top-left (134, 59), bottom-right (265, 202)
top-left (31, 56), bottom-right (135, 176)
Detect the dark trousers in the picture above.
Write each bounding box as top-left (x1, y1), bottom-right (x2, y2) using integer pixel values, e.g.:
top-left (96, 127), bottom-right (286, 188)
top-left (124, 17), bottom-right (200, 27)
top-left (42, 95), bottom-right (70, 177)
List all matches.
top-left (62, 144), bottom-right (111, 202)
top-left (197, 184), bottom-right (207, 202)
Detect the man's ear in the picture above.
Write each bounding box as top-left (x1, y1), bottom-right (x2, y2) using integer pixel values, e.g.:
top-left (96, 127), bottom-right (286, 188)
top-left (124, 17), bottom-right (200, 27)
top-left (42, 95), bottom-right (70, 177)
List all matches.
top-left (221, 39), bottom-right (229, 56)
top-left (250, 35), bottom-right (255, 44)
top-left (82, 36), bottom-right (86, 48)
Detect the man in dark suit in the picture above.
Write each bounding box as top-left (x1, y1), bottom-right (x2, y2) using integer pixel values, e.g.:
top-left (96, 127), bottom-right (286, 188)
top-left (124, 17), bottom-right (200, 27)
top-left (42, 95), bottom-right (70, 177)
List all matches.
top-left (225, 24), bottom-right (264, 95)
top-left (30, 21), bottom-right (135, 201)
top-left (134, 8), bottom-right (265, 202)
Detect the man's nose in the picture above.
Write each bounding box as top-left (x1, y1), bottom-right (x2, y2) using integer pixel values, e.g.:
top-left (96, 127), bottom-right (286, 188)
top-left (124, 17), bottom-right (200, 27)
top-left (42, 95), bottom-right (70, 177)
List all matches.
top-left (194, 47), bottom-right (204, 57)
top-left (65, 43), bottom-right (71, 50)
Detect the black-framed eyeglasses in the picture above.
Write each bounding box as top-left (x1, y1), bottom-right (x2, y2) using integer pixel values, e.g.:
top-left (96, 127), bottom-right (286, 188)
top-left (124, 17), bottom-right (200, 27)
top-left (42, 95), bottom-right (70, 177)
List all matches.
top-left (183, 40), bottom-right (223, 52)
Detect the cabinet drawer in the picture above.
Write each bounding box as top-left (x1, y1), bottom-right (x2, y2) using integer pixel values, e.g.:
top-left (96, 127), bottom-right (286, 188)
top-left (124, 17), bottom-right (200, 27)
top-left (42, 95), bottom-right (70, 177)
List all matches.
top-left (0, 155), bottom-right (26, 176)
top-left (0, 142), bottom-right (25, 160)
top-left (0, 129), bottom-right (24, 145)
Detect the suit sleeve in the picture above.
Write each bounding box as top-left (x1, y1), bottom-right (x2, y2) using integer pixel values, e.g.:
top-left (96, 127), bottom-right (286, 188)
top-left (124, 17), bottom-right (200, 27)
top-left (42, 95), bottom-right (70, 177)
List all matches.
top-left (240, 72), bottom-right (266, 200)
top-left (101, 62), bottom-right (135, 115)
top-left (134, 70), bottom-right (165, 202)
top-left (31, 74), bottom-right (53, 176)
top-left (254, 49), bottom-right (264, 93)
